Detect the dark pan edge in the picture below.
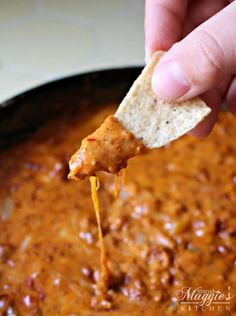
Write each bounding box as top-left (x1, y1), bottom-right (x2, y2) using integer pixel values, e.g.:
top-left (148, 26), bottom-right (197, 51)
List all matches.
top-left (0, 66), bottom-right (143, 149)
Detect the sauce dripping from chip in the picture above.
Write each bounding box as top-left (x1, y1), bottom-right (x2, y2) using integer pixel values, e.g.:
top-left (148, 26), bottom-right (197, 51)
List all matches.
top-left (89, 176), bottom-right (110, 306)
top-left (121, 168), bottom-right (126, 185)
top-left (114, 174), bottom-right (120, 198)
top-left (114, 169), bottom-right (126, 198)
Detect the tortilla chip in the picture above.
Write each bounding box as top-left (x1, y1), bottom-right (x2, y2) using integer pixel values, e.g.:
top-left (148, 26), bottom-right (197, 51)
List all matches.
top-left (115, 51), bottom-right (211, 148)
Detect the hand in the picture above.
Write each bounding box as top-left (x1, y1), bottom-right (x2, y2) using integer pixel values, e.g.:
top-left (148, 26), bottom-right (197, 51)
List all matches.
top-left (145, 0), bottom-right (236, 136)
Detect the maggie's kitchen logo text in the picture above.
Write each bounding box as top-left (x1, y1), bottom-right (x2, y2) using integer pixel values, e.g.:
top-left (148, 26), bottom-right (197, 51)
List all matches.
top-left (174, 286), bottom-right (233, 312)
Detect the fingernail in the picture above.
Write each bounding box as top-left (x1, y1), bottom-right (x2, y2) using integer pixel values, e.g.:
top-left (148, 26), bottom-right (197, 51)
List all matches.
top-left (145, 49), bottom-right (153, 64)
top-left (152, 60), bottom-right (190, 100)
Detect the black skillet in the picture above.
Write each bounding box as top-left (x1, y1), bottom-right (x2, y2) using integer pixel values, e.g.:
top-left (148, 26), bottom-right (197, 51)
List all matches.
top-left (0, 67), bottom-right (142, 150)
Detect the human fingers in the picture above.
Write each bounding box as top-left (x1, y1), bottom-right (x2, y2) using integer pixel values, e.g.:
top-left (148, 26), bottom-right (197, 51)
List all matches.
top-left (152, 1), bottom-right (236, 101)
top-left (145, 0), bottom-right (188, 61)
top-left (183, 0), bottom-right (228, 36)
top-left (188, 76), bottom-right (231, 137)
top-left (226, 76), bottom-right (236, 115)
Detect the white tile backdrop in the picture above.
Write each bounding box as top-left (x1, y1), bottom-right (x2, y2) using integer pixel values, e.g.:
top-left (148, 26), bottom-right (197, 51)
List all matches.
top-left (0, 0), bottom-right (144, 103)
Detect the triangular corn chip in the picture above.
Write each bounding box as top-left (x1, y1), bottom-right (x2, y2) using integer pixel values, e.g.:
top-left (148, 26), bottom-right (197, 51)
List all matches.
top-left (115, 51), bottom-right (211, 148)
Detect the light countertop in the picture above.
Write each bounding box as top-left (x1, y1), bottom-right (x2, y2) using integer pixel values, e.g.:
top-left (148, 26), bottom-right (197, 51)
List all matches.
top-left (0, 0), bottom-right (144, 104)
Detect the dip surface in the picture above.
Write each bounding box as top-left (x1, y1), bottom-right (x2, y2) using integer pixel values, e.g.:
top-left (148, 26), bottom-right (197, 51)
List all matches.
top-left (0, 105), bottom-right (235, 315)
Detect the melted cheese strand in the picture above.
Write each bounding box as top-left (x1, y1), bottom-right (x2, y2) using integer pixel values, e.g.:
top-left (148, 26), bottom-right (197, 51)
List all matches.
top-left (121, 168), bottom-right (126, 185)
top-left (89, 176), bottom-right (109, 292)
top-left (114, 174), bottom-right (119, 198)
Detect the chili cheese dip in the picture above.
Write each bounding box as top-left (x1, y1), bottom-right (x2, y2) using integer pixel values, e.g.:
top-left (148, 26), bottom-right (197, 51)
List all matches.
top-left (0, 105), bottom-right (236, 315)
top-left (69, 115), bottom-right (147, 180)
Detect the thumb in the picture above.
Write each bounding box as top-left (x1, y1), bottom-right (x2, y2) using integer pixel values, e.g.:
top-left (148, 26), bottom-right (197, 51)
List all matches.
top-left (152, 1), bottom-right (236, 101)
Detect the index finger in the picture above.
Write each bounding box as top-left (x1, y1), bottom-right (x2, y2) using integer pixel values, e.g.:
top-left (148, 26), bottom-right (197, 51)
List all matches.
top-left (145, 0), bottom-right (188, 61)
